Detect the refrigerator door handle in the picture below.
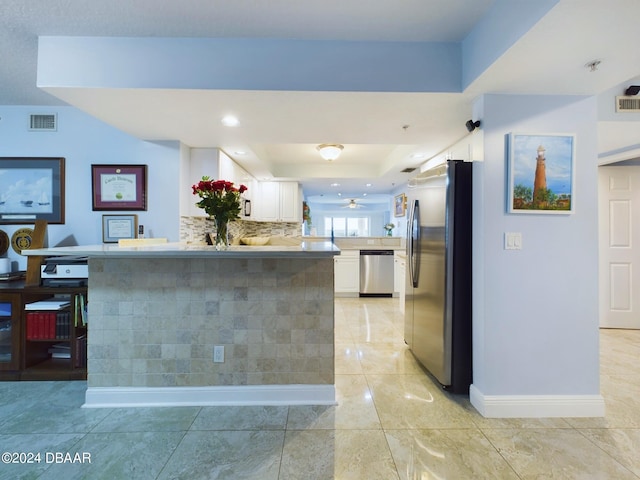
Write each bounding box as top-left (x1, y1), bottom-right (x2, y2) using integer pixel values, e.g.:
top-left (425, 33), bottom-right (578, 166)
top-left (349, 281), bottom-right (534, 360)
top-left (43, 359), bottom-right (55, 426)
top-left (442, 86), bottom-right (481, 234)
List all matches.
top-left (409, 200), bottom-right (420, 288)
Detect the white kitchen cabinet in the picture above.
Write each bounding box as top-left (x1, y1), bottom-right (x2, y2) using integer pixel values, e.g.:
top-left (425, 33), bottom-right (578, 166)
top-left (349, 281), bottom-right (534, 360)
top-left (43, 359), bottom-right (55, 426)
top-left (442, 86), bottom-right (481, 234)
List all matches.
top-left (254, 181), bottom-right (300, 222)
top-left (218, 151), bottom-right (254, 200)
top-left (394, 252), bottom-right (406, 313)
top-left (334, 250), bottom-right (360, 296)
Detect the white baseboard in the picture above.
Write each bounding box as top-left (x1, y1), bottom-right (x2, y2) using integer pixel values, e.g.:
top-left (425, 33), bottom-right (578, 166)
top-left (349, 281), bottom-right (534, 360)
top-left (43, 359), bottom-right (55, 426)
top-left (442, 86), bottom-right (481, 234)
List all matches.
top-left (83, 384), bottom-right (336, 408)
top-left (334, 292), bottom-right (359, 298)
top-left (469, 384), bottom-right (606, 418)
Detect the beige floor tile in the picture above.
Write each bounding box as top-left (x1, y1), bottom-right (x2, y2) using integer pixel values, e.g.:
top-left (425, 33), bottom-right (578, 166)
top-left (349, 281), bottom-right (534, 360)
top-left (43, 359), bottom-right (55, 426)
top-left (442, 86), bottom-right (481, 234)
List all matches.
top-left (483, 428), bottom-right (638, 479)
top-left (385, 428), bottom-right (521, 480)
top-left (334, 342), bottom-right (364, 374)
top-left (280, 429), bottom-right (399, 480)
top-left (367, 373), bottom-right (476, 429)
top-left (355, 342), bottom-right (424, 374)
top-left (579, 428), bottom-right (640, 477)
top-left (287, 374), bottom-right (381, 430)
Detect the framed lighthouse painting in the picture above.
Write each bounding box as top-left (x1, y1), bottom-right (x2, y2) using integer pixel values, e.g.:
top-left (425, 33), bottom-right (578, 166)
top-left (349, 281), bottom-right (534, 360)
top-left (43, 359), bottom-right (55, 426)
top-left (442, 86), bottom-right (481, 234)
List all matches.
top-left (507, 133), bottom-right (575, 214)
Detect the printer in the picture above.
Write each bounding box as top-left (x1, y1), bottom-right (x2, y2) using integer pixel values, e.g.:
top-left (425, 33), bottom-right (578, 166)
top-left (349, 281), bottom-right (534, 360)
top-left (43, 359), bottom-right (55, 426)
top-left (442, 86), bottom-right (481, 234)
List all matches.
top-left (41, 256), bottom-right (88, 287)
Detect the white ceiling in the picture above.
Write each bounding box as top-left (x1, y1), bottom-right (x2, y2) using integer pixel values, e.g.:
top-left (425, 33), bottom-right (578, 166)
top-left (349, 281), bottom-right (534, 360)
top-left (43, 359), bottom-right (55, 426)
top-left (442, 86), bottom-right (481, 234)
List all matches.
top-left (2, 0), bottom-right (640, 201)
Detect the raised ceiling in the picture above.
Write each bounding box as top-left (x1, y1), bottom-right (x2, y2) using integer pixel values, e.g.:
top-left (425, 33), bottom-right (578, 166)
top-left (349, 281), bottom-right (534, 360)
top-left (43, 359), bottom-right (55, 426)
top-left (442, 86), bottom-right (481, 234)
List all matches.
top-left (2, 0), bottom-right (640, 199)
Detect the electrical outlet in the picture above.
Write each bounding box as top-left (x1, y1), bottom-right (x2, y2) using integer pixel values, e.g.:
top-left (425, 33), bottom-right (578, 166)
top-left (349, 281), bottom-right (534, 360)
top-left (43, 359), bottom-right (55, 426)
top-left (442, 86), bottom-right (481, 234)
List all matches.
top-left (213, 345), bottom-right (224, 363)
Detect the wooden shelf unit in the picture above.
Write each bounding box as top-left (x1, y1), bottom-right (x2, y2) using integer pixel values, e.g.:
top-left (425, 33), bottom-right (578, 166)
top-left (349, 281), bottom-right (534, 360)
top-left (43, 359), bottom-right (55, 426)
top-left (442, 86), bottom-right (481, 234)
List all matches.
top-left (0, 280), bottom-right (87, 381)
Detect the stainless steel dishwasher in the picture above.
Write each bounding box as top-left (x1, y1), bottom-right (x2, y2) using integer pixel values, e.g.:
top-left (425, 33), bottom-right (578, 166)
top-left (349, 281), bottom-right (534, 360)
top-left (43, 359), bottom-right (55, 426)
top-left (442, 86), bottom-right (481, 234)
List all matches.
top-left (359, 250), bottom-right (394, 297)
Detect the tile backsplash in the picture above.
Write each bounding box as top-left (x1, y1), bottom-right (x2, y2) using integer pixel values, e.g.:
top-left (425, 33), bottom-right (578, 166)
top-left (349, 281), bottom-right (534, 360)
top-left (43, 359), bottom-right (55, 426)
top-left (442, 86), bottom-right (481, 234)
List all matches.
top-left (180, 217), bottom-right (302, 243)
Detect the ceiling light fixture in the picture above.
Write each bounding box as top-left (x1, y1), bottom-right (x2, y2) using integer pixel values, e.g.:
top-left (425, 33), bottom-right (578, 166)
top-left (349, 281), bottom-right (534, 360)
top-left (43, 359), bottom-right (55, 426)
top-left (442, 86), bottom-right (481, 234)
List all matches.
top-left (221, 115), bottom-right (240, 127)
top-left (317, 144), bottom-right (344, 161)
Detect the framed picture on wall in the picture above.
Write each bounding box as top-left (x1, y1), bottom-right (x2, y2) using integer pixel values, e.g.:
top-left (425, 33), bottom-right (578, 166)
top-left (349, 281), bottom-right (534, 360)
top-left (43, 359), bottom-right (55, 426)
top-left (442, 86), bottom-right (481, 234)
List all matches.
top-left (394, 193), bottom-right (407, 217)
top-left (507, 133), bottom-right (575, 214)
top-left (102, 214), bottom-right (138, 243)
top-left (91, 164), bottom-right (147, 211)
top-left (0, 157), bottom-right (65, 224)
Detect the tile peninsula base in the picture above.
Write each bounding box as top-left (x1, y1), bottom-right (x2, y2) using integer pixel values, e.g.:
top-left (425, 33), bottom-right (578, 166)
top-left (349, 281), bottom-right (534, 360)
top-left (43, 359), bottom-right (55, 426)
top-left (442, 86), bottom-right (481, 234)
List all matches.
top-left (83, 384), bottom-right (336, 408)
top-left (83, 254), bottom-right (336, 403)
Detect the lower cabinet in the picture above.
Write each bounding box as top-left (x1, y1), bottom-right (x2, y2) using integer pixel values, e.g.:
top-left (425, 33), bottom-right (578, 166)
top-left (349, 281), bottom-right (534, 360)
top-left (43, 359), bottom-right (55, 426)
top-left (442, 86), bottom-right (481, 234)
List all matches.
top-left (334, 251), bottom-right (360, 296)
top-left (0, 282), bottom-right (87, 381)
top-left (0, 293), bottom-right (21, 377)
top-left (394, 252), bottom-right (406, 314)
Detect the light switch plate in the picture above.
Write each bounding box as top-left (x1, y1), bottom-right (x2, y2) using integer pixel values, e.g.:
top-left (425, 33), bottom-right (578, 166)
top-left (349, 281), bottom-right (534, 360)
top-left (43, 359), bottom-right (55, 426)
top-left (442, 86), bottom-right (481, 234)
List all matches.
top-left (505, 232), bottom-right (522, 250)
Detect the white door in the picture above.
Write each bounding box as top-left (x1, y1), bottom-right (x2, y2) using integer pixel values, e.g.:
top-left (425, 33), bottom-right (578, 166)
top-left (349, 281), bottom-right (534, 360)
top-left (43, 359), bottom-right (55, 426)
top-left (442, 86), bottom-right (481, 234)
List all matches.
top-left (599, 165), bottom-right (640, 329)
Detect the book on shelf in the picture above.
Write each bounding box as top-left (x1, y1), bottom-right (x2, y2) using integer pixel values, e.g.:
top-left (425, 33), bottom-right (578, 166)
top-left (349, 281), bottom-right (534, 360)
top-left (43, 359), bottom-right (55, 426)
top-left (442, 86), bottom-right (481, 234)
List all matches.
top-left (0, 271), bottom-right (25, 281)
top-left (48, 343), bottom-right (71, 359)
top-left (26, 310), bottom-right (72, 340)
top-left (75, 334), bottom-right (87, 368)
top-left (74, 293), bottom-right (88, 326)
top-left (25, 298), bottom-right (71, 311)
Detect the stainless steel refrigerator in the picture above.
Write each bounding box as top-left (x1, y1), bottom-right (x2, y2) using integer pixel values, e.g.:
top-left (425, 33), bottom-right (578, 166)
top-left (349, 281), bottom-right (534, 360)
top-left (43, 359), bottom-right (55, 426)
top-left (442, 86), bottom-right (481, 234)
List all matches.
top-left (404, 159), bottom-right (472, 394)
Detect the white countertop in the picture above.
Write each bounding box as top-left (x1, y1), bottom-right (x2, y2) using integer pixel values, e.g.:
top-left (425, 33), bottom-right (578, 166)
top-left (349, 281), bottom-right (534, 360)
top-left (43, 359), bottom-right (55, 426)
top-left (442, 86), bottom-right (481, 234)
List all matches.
top-left (24, 241), bottom-right (340, 258)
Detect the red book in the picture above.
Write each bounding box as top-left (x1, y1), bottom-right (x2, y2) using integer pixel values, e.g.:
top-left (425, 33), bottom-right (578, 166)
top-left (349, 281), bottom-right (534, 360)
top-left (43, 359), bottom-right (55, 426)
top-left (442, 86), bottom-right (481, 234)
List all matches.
top-left (34, 312), bottom-right (40, 339)
top-left (37, 312), bottom-right (44, 339)
top-left (26, 312), bottom-right (33, 340)
top-left (48, 312), bottom-right (56, 339)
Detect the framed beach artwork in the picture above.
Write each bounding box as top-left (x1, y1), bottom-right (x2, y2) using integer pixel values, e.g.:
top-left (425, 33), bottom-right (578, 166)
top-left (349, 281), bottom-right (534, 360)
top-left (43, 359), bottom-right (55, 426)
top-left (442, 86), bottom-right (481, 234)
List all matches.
top-left (0, 157), bottom-right (65, 224)
top-left (507, 133), bottom-right (575, 214)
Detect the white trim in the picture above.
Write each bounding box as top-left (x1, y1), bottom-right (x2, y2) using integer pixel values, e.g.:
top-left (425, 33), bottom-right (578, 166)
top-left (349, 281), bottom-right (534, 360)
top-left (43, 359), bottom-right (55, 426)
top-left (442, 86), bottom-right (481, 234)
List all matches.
top-left (469, 385), bottom-right (605, 418)
top-left (83, 384), bottom-right (336, 408)
top-left (598, 147), bottom-right (640, 165)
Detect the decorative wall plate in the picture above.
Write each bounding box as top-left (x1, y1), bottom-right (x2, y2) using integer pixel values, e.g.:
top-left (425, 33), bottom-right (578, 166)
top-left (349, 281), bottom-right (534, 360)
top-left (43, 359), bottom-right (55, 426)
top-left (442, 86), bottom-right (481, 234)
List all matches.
top-left (0, 230), bottom-right (8, 256)
top-left (11, 227), bottom-right (34, 255)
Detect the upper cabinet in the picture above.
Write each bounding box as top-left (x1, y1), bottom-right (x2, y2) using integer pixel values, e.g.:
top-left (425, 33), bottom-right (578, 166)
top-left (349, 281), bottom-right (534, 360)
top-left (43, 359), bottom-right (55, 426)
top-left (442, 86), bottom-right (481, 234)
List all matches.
top-left (253, 181), bottom-right (301, 222)
top-left (218, 151), bottom-right (254, 202)
top-left (182, 149), bottom-right (256, 217)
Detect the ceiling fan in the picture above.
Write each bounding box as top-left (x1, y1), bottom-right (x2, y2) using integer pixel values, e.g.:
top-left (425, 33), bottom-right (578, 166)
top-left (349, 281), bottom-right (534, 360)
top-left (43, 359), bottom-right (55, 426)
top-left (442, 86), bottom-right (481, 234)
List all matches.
top-left (342, 198), bottom-right (364, 209)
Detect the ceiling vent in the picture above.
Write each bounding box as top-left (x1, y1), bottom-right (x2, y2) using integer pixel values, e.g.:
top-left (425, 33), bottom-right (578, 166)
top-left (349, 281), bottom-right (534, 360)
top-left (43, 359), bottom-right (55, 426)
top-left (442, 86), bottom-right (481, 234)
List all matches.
top-left (29, 113), bottom-right (57, 131)
top-left (615, 96), bottom-right (640, 113)
top-left (401, 167), bottom-right (417, 173)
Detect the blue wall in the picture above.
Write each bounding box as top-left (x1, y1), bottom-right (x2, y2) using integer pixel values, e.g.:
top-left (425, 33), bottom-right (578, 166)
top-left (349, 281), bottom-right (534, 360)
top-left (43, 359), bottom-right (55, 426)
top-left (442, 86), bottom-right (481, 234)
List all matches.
top-left (472, 94), bottom-right (600, 400)
top-left (0, 106), bottom-right (181, 270)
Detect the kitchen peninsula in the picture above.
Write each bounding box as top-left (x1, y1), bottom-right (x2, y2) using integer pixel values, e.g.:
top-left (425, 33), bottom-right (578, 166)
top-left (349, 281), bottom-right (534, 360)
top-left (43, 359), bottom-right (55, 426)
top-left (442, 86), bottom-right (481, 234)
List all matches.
top-left (25, 242), bottom-right (339, 407)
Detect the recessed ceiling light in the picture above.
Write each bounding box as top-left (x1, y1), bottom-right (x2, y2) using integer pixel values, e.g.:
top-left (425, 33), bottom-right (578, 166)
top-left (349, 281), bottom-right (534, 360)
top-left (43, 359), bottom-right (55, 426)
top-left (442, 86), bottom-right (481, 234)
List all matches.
top-left (233, 151), bottom-right (247, 155)
top-left (365, 183), bottom-right (372, 187)
top-left (337, 192), bottom-right (342, 196)
top-left (363, 193), bottom-right (368, 197)
top-left (221, 115), bottom-right (240, 127)
top-left (330, 183), bottom-right (340, 187)
top-left (410, 153), bottom-right (426, 159)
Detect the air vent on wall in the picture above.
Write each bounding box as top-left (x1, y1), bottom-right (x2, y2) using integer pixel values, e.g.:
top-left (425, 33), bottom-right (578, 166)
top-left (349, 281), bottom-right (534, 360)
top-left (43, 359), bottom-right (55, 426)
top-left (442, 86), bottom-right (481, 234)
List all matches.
top-left (29, 113), bottom-right (57, 131)
top-left (401, 167), bottom-right (417, 173)
top-left (615, 96), bottom-right (640, 112)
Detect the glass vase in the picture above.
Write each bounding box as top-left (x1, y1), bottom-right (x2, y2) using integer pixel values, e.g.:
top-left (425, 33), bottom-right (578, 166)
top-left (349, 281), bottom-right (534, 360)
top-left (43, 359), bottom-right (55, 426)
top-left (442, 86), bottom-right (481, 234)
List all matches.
top-left (214, 217), bottom-right (229, 250)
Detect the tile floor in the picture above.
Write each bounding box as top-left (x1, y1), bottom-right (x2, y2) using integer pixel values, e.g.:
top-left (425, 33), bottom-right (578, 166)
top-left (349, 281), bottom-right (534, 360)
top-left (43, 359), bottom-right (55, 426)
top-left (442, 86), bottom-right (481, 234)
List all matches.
top-left (0, 297), bottom-right (639, 479)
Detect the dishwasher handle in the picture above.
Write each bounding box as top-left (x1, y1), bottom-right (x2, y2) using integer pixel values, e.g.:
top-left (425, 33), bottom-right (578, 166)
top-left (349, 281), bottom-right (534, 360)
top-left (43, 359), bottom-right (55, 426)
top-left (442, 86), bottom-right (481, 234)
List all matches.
top-left (360, 250), bottom-right (394, 255)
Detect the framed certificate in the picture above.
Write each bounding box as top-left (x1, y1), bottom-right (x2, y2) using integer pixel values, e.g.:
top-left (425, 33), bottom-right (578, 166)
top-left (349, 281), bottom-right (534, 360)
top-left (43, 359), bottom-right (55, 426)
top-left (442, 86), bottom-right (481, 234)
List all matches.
top-left (102, 214), bottom-right (138, 243)
top-left (91, 164), bottom-right (147, 211)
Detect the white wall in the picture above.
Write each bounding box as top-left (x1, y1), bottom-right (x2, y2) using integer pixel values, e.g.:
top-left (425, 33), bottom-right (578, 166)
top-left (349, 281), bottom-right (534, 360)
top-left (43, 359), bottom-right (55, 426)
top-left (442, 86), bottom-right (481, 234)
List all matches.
top-left (0, 106), bottom-right (181, 270)
top-left (472, 94), bottom-right (600, 401)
